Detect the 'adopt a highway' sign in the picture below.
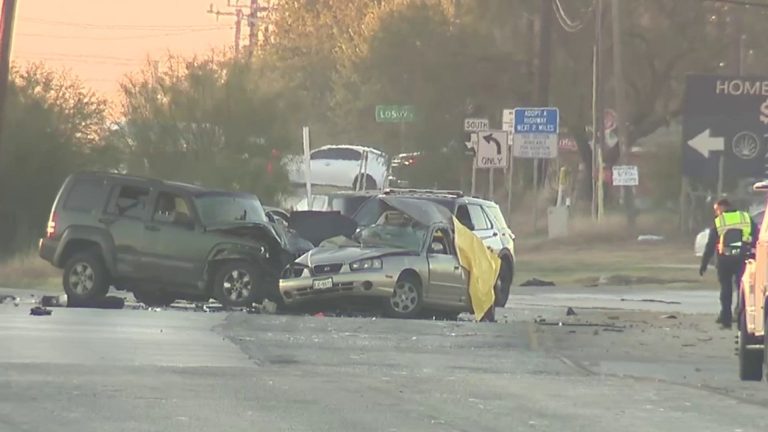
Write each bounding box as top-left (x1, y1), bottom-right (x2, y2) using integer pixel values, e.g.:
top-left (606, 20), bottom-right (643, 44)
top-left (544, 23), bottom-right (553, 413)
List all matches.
top-left (475, 130), bottom-right (508, 169)
top-left (512, 108), bottom-right (559, 159)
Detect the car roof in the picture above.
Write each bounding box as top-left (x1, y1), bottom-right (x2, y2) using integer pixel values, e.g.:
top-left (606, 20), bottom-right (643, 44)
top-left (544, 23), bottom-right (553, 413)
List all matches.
top-left (379, 188), bottom-right (498, 207)
top-left (72, 171), bottom-right (250, 197)
top-left (314, 145), bottom-right (386, 156)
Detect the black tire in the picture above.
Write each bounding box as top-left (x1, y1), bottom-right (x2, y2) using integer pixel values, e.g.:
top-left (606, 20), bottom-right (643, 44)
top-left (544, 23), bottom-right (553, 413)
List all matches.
top-left (383, 273), bottom-right (423, 319)
top-left (739, 310), bottom-right (763, 381)
top-left (62, 250), bottom-right (110, 305)
top-left (212, 261), bottom-right (263, 308)
top-left (353, 175), bottom-right (377, 191)
top-left (494, 257), bottom-right (513, 308)
top-left (132, 290), bottom-right (176, 307)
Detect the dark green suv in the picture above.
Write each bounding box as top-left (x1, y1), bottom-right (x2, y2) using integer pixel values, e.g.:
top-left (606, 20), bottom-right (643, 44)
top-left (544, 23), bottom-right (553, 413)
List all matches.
top-left (39, 172), bottom-right (303, 307)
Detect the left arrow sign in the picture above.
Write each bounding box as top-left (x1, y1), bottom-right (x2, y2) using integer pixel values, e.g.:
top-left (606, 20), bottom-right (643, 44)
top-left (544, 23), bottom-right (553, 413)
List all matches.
top-left (688, 128), bottom-right (724, 158)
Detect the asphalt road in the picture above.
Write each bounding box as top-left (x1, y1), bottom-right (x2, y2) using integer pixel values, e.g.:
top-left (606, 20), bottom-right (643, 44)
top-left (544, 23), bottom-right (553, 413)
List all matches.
top-left (2, 286), bottom-right (768, 432)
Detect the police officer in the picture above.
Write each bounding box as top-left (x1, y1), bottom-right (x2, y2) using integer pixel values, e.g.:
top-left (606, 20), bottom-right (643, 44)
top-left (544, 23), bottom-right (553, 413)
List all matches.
top-left (699, 198), bottom-right (757, 329)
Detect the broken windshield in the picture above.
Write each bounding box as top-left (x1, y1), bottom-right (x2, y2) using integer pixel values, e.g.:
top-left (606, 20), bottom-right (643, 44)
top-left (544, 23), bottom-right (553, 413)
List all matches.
top-left (355, 224), bottom-right (427, 251)
top-left (194, 193), bottom-right (267, 226)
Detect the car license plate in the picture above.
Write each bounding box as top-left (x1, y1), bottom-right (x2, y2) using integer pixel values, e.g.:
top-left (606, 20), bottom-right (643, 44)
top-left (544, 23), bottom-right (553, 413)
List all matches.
top-left (312, 278), bottom-right (333, 290)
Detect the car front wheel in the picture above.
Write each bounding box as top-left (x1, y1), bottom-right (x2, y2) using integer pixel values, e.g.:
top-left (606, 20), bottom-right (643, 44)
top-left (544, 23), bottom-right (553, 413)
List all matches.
top-left (739, 309), bottom-right (763, 381)
top-left (383, 273), bottom-right (423, 319)
top-left (212, 261), bottom-right (262, 308)
top-left (494, 258), bottom-right (513, 308)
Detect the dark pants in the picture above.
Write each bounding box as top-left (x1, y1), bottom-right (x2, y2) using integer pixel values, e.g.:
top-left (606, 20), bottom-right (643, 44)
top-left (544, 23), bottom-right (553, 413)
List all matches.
top-left (717, 257), bottom-right (745, 321)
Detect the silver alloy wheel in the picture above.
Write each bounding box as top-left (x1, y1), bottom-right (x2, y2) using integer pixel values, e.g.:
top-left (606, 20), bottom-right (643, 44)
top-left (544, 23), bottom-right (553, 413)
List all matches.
top-left (390, 281), bottom-right (418, 314)
top-left (69, 262), bottom-right (95, 295)
top-left (222, 269), bottom-right (252, 301)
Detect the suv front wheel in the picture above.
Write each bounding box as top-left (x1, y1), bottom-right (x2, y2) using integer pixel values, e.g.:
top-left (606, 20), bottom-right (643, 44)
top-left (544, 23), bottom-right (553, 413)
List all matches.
top-left (63, 250), bottom-right (110, 305)
top-left (212, 261), bottom-right (262, 308)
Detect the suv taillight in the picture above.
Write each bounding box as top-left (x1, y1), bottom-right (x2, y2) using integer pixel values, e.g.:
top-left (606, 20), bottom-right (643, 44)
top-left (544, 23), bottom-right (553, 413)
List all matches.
top-left (46, 214), bottom-right (57, 238)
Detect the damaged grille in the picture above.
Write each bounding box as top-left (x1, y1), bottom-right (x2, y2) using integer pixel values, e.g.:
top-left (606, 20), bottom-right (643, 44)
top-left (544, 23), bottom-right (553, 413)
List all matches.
top-left (282, 264), bottom-right (308, 279)
top-left (312, 264), bottom-right (343, 275)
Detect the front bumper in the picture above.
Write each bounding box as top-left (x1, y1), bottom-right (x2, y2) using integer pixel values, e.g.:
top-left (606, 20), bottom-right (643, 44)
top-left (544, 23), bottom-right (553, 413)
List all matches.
top-left (279, 271), bottom-right (397, 305)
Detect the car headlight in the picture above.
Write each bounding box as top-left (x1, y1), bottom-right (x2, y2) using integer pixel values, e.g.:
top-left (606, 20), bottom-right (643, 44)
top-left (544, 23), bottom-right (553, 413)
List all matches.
top-left (349, 258), bottom-right (383, 271)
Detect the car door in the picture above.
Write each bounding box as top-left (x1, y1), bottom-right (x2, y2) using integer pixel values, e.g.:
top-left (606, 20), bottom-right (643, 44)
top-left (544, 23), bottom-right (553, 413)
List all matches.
top-left (101, 182), bottom-right (152, 278)
top-left (425, 227), bottom-right (467, 304)
top-left (141, 190), bottom-right (212, 287)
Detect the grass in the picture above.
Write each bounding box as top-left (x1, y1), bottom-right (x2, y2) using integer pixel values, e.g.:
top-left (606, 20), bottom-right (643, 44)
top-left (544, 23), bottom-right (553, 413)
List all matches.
top-left (511, 212), bottom-right (708, 287)
top-left (0, 250), bottom-right (60, 289)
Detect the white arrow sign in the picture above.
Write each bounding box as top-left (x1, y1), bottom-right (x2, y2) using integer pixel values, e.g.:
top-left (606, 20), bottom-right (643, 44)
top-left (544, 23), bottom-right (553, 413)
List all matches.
top-left (688, 128), bottom-right (724, 158)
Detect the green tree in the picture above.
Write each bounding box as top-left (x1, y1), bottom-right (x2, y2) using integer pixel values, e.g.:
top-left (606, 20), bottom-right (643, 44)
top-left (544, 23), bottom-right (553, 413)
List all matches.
top-left (0, 63), bottom-right (111, 256)
top-left (116, 52), bottom-right (300, 203)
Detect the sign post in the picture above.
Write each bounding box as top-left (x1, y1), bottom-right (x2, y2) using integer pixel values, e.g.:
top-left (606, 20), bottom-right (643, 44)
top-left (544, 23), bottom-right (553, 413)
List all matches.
top-left (464, 119), bottom-right (488, 196)
top-left (302, 126), bottom-right (311, 205)
top-left (377, 104), bottom-right (415, 154)
top-left (510, 107), bottom-right (559, 231)
top-left (682, 75), bottom-right (768, 193)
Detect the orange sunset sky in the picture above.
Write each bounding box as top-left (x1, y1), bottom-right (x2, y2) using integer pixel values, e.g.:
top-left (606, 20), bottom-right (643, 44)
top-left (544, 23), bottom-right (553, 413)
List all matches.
top-left (11, 0), bottom-right (236, 99)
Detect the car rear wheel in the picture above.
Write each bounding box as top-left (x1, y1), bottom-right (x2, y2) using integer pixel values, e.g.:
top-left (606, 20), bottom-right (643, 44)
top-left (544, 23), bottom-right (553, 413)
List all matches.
top-left (353, 174), bottom-right (377, 191)
top-left (739, 310), bottom-right (763, 381)
top-left (62, 250), bottom-right (109, 305)
top-left (213, 261), bottom-right (262, 308)
top-left (494, 257), bottom-right (513, 308)
top-left (383, 273), bottom-right (423, 319)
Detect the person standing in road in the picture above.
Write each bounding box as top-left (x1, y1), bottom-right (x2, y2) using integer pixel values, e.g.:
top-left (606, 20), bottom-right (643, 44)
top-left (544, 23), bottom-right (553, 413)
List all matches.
top-left (699, 198), bottom-right (757, 329)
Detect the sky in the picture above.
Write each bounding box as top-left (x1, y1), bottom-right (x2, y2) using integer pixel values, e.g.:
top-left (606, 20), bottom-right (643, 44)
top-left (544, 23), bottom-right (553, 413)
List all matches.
top-left (11, 0), bottom-right (237, 99)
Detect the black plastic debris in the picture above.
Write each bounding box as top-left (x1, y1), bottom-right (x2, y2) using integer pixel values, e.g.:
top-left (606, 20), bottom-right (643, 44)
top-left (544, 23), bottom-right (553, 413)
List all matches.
top-left (30, 306), bottom-right (52, 316)
top-left (660, 314), bottom-right (678, 320)
top-left (67, 296), bottom-right (125, 310)
top-left (566, 307), bottom-right (577, 316)
top-left (41, 295), bottom-right (66, 307)
top-left (620, 298), bottom-right (681, 305)
top-left (520, 278), bottom-right (556, 287)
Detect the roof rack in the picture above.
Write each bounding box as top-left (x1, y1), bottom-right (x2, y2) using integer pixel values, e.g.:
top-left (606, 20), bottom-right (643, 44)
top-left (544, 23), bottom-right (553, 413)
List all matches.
top-left (382, 188), bottom-right (464, 197)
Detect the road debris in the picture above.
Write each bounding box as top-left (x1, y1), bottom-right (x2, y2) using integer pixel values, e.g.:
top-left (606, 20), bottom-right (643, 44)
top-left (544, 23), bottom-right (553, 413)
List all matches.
top-left (620, 298), bottom-right (681, 305)
top-left (637, 234), bottom-right (664, 242)
top-left (536, 321), bottom-right (626, 330)
top-left (566, 307), bottom-right (577, 316)
top-left (660, 314), bottom-right (678, 319)
top-left (41, 294), bottom-right (67, 307)
top-left (30, 306), bottom-right (52, 316)
top-left (520, 278), bottom-right (555, 287)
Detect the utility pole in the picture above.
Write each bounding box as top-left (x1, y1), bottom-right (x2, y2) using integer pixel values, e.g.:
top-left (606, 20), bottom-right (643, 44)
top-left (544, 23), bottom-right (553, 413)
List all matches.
top-left (0, 0), bottom-right (18, 160)
top-left (246, 0), bottom-right (271, 59)
top-left (591, 0), bottom-right (605, 221)
top-left (533, 0), bottom-right (554, 190)
top-left (611, 0), bottom-right (635, 227)
top-left (207, 2), bottom-right (248, 56)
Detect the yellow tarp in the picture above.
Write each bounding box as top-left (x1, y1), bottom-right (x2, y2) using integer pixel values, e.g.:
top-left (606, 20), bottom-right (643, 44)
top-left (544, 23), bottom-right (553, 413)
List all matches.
top-left (452, 216), bottom-right (500, 321)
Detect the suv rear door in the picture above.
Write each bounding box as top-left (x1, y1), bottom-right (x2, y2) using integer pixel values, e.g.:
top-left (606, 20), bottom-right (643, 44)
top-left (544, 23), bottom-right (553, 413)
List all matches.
top-left (142, 189), bottom-right (212, 287)
top-left (102, 182), bottom-right (152, 277)
top-left (456, 203), bottom-right (501, 252)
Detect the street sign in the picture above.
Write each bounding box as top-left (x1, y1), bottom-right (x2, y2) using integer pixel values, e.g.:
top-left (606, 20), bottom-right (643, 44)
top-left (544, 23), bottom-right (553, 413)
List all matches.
top-left (475, 130), bottom-right (508, 168)
top-left (375, 105), bottom-right (415, 122)
top-left (464, 118), bottom-right (489, 132)
top-left (512, 107), bottom-right (559, 159)
top-left (612, 165), bottom-right (639, 186)
top-left (682, 74), bottom-right (768, 188)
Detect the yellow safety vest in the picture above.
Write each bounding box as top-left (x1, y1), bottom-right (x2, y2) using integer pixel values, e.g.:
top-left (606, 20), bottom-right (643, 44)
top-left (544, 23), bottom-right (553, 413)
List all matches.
top-left (714, 211), bottom-right (752, 255)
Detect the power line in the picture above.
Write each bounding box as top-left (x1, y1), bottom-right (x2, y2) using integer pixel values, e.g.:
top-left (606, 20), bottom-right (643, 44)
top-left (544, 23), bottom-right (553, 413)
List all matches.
top-left (19, 16), bottom-right (230, 31)
top-left (17, 27), bottom-right (232, 41)
top-left (701, 0), bottom-right (768, 8)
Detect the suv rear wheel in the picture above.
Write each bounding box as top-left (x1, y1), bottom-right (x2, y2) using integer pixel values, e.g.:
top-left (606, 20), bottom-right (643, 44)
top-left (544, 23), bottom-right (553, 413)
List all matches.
top-left (212, 261), bottom-right (262, 308)
top-left (63, 250), bottom-right (109, 305)
top-left (494, 257), bottom-right (513, 308)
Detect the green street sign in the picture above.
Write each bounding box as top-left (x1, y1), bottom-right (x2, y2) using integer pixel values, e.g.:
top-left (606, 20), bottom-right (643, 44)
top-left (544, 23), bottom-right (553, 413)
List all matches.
top-left (375, 105), bottom-right (415, 123)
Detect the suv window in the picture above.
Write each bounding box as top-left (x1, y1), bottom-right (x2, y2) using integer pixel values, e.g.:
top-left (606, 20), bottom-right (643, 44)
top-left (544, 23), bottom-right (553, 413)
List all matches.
top-left (63, 178), bottom-right (105, 212)
top-left (467, 204), bottom-right (491, 230)
top-left (484, 205), bottom-right (509, 230)
top-left (107, 185), bottom-right (150, 219)
top-left (153, 191), bottom-right (193, 226)
top-left (310, 148), bottom-right (361, 161)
